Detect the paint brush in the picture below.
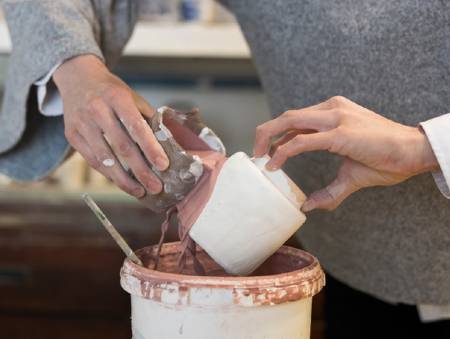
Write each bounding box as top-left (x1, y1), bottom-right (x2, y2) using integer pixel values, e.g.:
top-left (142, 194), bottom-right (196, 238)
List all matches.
top-left (82, 193), bottom-right (143, 266)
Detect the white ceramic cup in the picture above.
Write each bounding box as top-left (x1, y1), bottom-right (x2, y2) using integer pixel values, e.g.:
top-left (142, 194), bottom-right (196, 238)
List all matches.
top-left (189, 152), bottom-right (307, 275)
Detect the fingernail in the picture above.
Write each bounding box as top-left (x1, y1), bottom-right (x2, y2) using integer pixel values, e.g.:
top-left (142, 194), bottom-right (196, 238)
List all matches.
top-left (133, 186), bottom-right (146, 198)
top-left (156, 156), bottom-right (169, 171)
top-left (265, 162), bottom-right (278, 171)
top-left (254, 146), bottom-right (265, 158)
top-left (302, 200), bottom-right (316, 212)
top-left (148, 180), bottom-right (162, 194)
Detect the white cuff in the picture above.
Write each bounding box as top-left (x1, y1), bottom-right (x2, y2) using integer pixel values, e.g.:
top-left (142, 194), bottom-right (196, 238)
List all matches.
top-left (34, 63), bottom-right (64, 117)
top-left (418, 303), bottom-right (450, 322)
top-left (420, 113), bottom-right (450, 199)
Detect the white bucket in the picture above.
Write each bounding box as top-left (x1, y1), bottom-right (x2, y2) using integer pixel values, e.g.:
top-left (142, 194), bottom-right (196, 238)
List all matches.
top-left (120, 242), bottom-right (325, 339)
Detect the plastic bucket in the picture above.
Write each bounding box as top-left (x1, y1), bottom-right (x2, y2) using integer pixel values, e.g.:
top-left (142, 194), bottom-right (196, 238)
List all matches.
top-left (120, 242), bottom-right (325, 339)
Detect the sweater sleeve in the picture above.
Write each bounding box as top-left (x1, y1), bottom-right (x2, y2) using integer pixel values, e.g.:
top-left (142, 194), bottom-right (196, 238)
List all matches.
top-left (2, 0), bottom-right (105, 77)
top-left (420, 113), bottom-right (450, 199)
top-left (2, 0), bottom-right (140, 86)
top-left (0, 0), bottom-right (105, 153)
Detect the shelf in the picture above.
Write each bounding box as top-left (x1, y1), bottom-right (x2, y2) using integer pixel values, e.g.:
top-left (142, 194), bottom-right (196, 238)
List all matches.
top-left (125, 22), bottom-right (250, 58)
top-left (0, 21), bottom-right (251, 59)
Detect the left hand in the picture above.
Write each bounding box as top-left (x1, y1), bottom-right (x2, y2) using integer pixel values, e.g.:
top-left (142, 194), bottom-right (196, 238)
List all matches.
top-left (253, 96), bottom-right (439, 212)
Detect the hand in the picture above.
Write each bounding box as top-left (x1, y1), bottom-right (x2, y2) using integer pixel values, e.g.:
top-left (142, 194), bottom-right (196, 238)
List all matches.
top-left (53, 55), bottom-right (169, 197)
top-left (254, 96), bottom-right (439, 212)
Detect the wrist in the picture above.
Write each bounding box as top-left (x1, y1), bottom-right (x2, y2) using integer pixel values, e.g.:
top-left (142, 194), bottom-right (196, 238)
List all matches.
top-left (53, 54), bottom-right (107, 93)
top-left (412, 126), bottom-right (440, 174)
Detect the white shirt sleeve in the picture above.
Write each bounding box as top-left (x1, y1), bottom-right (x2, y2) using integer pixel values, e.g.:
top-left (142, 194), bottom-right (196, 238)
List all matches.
top-left (34, 63), bottom-right (64, 117)
top-left (420, 113), bottom-right (450, 199)
top-left (417, 114), bottom-right (450, 321)
top-left (418, 304), bottom-right (450, 322)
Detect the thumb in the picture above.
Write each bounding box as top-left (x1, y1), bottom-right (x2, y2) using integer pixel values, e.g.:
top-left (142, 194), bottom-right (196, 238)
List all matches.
top-left (302, 167), bottom-right (360, 212)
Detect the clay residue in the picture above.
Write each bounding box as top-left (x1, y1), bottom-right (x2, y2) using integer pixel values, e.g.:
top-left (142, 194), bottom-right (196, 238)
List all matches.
top-left (135, 107), bottom-right (211, 213)
top-left (120, 242), bottom-right (325, 307)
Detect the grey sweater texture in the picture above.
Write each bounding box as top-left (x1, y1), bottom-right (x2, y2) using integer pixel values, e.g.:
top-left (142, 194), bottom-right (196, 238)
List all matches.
top-left (1, 0), bottom-right (449, 304)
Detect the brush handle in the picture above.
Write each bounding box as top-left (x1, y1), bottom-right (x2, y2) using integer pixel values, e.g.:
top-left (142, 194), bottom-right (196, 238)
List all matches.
top-left (82, 193), bottom-right (143, 266)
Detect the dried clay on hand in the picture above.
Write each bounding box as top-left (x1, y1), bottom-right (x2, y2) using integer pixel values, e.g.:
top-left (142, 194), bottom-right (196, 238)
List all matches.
top-left (130, 106), bottom-right (225, 214)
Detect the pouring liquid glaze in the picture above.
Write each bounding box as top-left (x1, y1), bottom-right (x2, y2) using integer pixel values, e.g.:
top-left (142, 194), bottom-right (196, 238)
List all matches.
top-left (123, 107), bottom-right (308, 275)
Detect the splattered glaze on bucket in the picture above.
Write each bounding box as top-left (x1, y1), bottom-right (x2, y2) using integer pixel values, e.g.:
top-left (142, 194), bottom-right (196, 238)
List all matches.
top-left (120, 242), bottom-right (325, 307)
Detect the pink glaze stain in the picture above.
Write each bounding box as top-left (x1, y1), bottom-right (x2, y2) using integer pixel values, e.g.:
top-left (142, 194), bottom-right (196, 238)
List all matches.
top-left (120, 242), bottom-right (325, 307)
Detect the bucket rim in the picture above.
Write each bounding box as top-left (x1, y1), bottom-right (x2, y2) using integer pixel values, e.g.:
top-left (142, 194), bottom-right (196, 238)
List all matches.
top-left (120, 242), bottom-right (325, 306)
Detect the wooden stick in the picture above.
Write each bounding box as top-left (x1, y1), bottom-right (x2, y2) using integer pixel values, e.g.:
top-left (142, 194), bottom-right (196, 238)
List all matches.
top-left (82, 193), bottom-right (143, 266)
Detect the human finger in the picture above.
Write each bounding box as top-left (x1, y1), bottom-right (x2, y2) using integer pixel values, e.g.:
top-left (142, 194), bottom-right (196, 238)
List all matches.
top-left (301, 170), bottom-right (359, 212)
top-left (266, 131), bottom-right (335, 170)
top-left (254, 106), bottom-right (338, 157)
top-left (107, 89), bottom-right (169, 171)
top-left (94, 103), bottom-right (162, 194)
top-left (78, 122), bottom-right (146, 198)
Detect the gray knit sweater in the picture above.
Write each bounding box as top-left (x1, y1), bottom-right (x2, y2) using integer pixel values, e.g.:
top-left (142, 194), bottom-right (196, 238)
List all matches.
top-left (1, 0), bottom-right (449, 304)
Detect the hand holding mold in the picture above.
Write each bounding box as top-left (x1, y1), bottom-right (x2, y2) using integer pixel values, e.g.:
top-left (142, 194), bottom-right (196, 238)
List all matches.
top-left (254, 96), bottom-right (439, 212)
top-left (53, 54), bottom-right (169, 198)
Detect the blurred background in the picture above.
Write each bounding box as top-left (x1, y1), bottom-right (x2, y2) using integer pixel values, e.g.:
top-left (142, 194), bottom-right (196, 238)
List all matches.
top-left (0, 2), bottom-right (324, 338)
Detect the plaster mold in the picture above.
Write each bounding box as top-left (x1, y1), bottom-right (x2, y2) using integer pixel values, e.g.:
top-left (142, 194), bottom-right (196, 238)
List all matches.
top-left (188, 152), bottom-right (307, 275)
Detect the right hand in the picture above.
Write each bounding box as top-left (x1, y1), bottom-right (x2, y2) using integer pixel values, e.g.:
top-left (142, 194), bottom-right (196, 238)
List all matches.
top-left (53, 54), bottom-right (169, 197)
top-left (253, 96), bottom-right (439, 212)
